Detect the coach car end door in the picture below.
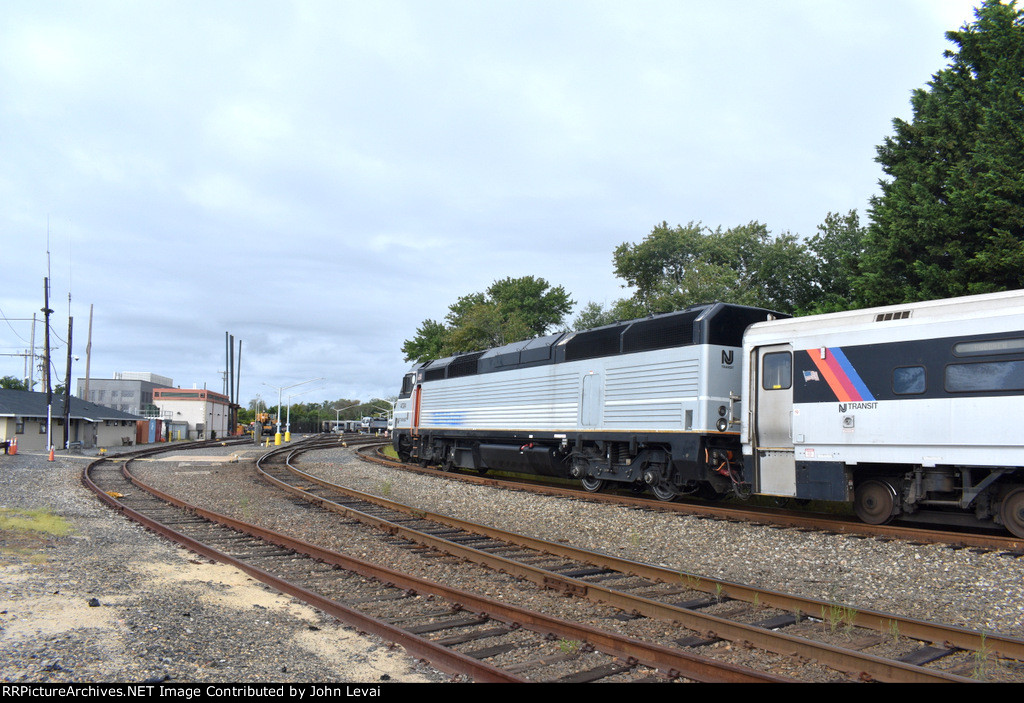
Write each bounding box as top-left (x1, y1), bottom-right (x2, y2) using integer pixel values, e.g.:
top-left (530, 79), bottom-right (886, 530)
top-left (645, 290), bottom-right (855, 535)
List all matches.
top-left (752, 344), bottom-right (796, 496)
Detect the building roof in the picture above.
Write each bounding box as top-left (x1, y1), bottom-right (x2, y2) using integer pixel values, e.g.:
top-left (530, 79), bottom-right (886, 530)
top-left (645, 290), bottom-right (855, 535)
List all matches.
top-left (153, 388), bottom-right (231, 403)
top-left (0, 389), bottom-right (145, 421)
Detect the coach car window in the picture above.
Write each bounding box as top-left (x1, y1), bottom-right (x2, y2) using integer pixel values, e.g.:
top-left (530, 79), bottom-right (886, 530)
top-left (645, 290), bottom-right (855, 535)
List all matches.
top-left (762, 352), bottom-right (792, 390)
top-left (953, 337), bottom-right (1024, 357)
top-left (945, 360), bottom-right (1024, 392)
top-left (893, 366), bottom-right (926, 395)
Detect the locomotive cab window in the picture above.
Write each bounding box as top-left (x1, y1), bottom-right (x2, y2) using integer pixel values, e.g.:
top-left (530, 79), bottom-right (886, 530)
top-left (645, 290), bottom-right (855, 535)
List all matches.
top-left (399, 373), bottom-right (415, 399)
top-left (893, 366), bottom-right (926, 395)
top-left (761, 351), bottom-right (792, 390)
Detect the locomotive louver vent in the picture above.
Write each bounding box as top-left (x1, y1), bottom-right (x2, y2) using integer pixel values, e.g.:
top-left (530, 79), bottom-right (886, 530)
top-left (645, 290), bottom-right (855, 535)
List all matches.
top-left (875, 310), bottom-right (912, 322)
top-left (447, 351), bottom-right (485, 378)
top-left (621, 312), bottom-right (698, 353)
top-left (564, 327), bottom-right (622, 361)
top-left (424, 367), bottom-right (447, 382)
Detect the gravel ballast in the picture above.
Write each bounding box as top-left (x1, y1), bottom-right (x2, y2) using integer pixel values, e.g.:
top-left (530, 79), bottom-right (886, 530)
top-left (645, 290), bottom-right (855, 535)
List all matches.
top-left (2, 440), bottom-right (1023, 684)
top-left (0, 447), bottom-right (447, 684)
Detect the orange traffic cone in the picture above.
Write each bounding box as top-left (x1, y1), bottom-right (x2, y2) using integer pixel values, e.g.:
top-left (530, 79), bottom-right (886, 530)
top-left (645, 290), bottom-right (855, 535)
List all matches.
top-left (9, 438), bottom-right (16, 455)
top-left (48, 446), bottom-right (54, 461)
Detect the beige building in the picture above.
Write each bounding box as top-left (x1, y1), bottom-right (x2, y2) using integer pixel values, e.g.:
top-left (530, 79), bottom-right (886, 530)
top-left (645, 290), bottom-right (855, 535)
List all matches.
top-left (0, 389), bottom-right (143, 451)
top-left (153, 388), bottom-right (232, 440)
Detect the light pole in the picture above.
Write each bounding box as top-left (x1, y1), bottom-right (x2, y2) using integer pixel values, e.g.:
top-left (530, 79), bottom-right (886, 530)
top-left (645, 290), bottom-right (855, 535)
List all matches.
top-left (370, 399), bottom-right (395, 435)
top-left (262, 378), bottom-right (323, 445)
top-left (285, 384), bottom-right (321, 442)
top-left (333, 402), bottom-right (362, 433)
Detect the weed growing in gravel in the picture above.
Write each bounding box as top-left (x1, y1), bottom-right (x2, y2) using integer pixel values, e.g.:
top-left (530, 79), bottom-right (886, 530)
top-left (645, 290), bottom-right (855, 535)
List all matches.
top-left (972, 634), bottom-right (991, 681)
top-left (379, 479), bottom-right (393, 497)
top-left (885, 618), bottom-right (900, 645)
top-left (557, 639), bottom-right (582, 654)
top-left (822, 604), bottom-right (858, 634)
top-left (680, 573), bottom-right (702, 590)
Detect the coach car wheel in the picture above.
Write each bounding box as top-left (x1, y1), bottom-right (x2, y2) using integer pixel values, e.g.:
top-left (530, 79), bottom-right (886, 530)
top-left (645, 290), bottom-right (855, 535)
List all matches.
top-left (1001, 487), bottom-right (1024, 539)
top-left (581, 476), bottom-right (605, 493)
top-left (854, 480), bottom-right (899, 525)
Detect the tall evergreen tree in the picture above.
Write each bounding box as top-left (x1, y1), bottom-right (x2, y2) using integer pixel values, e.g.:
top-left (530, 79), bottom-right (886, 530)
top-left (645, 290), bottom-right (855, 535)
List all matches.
top-left (860, 0), bottom-right (1024, 305)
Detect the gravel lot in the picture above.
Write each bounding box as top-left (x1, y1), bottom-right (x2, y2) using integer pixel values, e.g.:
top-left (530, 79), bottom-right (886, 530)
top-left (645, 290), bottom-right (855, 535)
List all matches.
top-left (0, 446), bottom-right (447, 684)
top-left (2, 439), bottom-right (1023, 684)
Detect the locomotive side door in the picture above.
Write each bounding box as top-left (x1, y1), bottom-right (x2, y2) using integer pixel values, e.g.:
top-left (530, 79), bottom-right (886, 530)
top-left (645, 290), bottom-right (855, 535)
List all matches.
top-left (751, 344), bottom-right (796, 496)
top-left (580, 371), bottom-right (603, 428)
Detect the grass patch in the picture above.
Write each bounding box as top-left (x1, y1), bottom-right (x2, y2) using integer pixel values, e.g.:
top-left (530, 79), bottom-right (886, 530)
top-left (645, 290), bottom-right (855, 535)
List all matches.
top-left (0, 507), bottom-right (73, 538)
top-left (0, 507), bottom-right (73, 565)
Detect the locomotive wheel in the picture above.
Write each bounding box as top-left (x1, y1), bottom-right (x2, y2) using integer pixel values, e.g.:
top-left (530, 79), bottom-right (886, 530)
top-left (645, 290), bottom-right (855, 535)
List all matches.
top-left (581, 476), bottom-right (605, 493)
top-left (396, 436), bottom-right (412, 463)
top-left (649, 484), bottom-right (678, 502)
top-left (854, 480), bottom-right (899, 525)
top-left (440, 447), bottom-right (455, 472)
top-left (1001, 487), bottom-right (1024, 539)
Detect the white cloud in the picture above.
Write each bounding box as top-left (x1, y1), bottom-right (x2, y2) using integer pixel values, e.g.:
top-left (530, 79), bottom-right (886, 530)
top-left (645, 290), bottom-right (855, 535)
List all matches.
top-left (0, 0), bottom-right (993, 403)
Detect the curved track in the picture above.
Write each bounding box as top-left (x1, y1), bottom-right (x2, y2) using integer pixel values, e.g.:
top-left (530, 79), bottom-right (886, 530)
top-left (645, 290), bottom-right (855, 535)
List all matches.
top-left (357, 442), bottom-right (1024, 553)
top-left (263, 436), bottom-right (1024, 682)
top-left (82, 439), bottom-right (788, 682)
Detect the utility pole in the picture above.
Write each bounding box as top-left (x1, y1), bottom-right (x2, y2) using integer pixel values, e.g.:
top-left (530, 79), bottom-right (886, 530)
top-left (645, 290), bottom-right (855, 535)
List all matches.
top-left (83, 304), bottom-right (93, 401)
top-left (42, 278), bottom-right (53, 454)
top-left (62, 315), bottom-right (73, 449)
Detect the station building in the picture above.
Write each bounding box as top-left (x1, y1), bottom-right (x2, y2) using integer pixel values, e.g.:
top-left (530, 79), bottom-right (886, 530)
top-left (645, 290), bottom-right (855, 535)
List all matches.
top-left (0, 388), bottom-right (144, 451)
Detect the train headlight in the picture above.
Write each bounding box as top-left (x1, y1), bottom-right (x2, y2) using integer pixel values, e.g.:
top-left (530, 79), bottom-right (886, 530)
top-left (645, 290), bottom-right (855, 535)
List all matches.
top-left (716, 418), bottom-right (728, 432)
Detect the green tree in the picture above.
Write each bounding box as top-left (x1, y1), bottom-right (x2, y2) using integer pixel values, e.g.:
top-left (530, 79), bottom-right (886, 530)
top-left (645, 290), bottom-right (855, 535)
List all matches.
top-left (402, 276), bottom-right (575, 362)
top-left (799, 210), bottom-right (867, 315)
top-left (571, 298), bottom-right (646, 330)
top-left (400, 319), bottom-right (448, 363)
top-left (0, 376), bottom-right (29, 390)
top-left (611, 221), bottom-right (813, 315)
top-left (860, 0), bottom-right (1024, 305)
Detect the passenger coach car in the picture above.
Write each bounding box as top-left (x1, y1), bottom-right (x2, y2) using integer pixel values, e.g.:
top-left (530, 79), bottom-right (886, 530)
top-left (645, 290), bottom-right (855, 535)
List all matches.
top-left (741, 289), bottom-right (1024, 537)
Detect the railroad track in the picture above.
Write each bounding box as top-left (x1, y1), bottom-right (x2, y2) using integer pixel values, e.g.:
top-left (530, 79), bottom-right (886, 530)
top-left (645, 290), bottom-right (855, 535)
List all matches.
top-left (354, 441), bottom-right (1024, 554)
top-left (253, 436), bottom-right (1024, 682)
top-left (82, 438), bottom-right (789, 683)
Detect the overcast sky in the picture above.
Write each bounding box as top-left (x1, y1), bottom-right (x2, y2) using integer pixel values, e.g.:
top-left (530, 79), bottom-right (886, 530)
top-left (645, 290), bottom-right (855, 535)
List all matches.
top-left (0, 0), bottom-right (985, 409)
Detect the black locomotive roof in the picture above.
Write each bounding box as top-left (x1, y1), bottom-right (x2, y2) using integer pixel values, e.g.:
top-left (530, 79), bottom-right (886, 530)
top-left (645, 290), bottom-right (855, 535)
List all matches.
top-left (415, 302), bottom-right (785, 382)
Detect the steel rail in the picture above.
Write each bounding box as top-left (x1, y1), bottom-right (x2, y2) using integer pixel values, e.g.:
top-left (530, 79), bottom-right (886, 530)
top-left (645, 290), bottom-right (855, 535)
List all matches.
top-left (83, 445), bottom-right (786, 683)
top-left (339, 440), bottom-right (1024, 661)
top-left (356, 441), bottom-right (1024, 553)
top-left (263, 443), bottom-right (992, 683)
top-left (82, 452), bottom-right (522, 682)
